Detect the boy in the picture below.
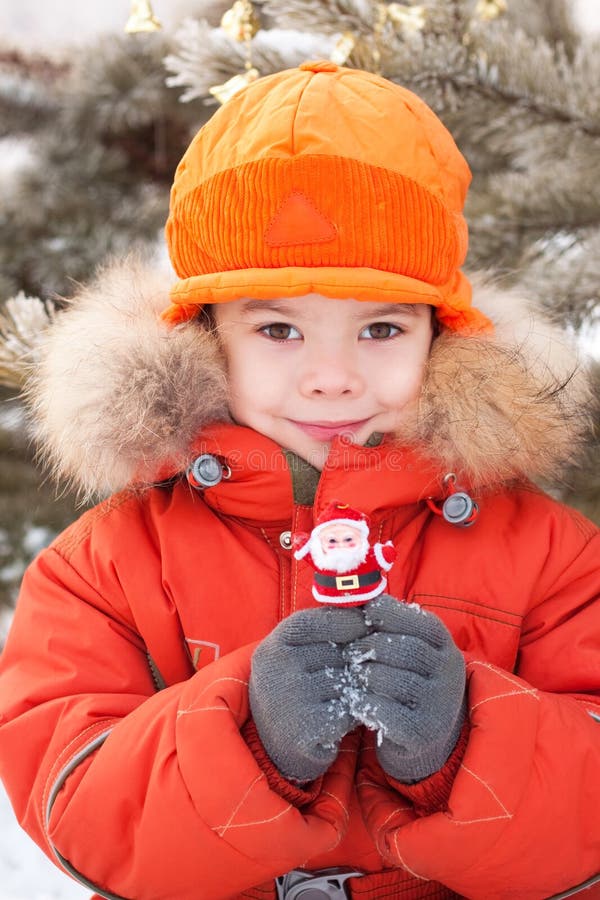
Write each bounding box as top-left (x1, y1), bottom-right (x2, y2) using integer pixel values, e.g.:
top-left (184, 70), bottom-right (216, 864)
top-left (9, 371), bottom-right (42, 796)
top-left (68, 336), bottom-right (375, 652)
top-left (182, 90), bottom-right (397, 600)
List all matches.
top-left (0, 61), bottom-right (599, 900)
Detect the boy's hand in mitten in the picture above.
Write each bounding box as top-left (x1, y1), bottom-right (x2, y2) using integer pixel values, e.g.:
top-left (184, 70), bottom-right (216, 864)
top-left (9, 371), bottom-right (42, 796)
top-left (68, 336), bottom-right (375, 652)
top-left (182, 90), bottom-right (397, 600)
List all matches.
top-left (347, 594), bottom-right (466, 783)
top-left (249, 606), bottom-right (370, 783)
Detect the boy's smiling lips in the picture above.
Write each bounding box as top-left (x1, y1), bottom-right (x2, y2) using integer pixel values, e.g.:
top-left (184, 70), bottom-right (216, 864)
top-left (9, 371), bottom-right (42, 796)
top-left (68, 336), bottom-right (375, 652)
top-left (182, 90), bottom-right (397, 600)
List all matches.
top-left (287, 417), bottom-right (373, 441)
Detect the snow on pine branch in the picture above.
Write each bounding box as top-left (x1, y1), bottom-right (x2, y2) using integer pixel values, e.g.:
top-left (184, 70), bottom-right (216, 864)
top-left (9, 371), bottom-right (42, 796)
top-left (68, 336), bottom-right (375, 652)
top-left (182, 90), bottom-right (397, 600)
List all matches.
top-left (165, 18), bottom-right (332, 103)
top-left (165, 0), bottom-right (600, 137)
top-left (469, 23), bottom-right (600, 133)
top-left (0, 294), bottom-right (55, 391)
top-left (262, 0), bottom-right (377, 35)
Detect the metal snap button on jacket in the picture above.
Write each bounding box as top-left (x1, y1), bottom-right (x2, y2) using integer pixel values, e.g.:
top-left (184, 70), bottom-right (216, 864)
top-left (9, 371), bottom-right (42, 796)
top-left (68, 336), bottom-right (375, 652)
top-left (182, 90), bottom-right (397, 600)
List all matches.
top-left (279, 531), bottom-right (293, 550)
top-left (442, 491), bottom-right (477, 526)
top-left (187, 454), bottom-right (224, 489)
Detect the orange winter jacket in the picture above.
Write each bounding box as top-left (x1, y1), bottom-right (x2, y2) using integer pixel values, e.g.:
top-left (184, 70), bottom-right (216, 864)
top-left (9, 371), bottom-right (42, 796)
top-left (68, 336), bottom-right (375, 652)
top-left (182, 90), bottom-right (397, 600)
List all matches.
top-left (1, 420), bottom-right (600, 900)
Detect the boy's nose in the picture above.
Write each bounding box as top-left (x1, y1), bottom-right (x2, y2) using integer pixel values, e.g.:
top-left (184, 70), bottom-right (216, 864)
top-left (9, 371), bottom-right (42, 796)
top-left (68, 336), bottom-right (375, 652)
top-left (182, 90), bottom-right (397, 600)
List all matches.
top-left (299, 360), bottom-right (365, 397)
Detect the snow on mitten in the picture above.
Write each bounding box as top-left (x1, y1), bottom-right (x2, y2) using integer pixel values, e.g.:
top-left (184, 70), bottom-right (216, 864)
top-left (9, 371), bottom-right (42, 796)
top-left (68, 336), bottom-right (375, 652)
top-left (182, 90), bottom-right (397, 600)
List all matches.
top-left (249, 606), bottom-right (369, 782)
top-left (347, 594), bottom-right (466, 782)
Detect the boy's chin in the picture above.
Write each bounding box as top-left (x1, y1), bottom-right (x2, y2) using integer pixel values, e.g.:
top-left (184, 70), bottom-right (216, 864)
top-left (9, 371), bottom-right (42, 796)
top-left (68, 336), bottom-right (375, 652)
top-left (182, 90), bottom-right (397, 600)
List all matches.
top-left (285, 431), bottom-right (385, 470)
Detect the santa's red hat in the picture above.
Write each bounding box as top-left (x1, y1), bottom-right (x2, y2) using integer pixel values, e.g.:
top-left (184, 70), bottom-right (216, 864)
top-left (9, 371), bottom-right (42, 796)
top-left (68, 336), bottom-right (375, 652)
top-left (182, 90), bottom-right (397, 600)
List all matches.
top-left (294, 500), bottom-right (372, 561)
top-left (312, 501), bottom-right (371, 539)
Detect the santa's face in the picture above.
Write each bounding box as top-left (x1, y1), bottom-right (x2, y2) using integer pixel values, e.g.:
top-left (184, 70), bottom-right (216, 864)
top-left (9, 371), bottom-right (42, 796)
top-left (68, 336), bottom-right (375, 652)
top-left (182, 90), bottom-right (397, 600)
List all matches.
top-left (310, 522), bottom-right (369, 573)
top-left (319, 523), bottom-right (362, 553)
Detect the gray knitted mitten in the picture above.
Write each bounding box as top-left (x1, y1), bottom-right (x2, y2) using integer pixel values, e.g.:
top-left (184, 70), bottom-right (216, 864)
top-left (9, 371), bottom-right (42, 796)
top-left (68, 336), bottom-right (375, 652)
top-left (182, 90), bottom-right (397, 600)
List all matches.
top-left (249, 606), bottom-right (369, 783)
top-left (348, 594), bottom-right (466, 782)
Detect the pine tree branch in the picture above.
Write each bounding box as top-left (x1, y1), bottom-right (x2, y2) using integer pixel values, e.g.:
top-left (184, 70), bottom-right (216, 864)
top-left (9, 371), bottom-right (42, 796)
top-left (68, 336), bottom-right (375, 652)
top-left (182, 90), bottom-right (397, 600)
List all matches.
top-left (0, 48), bottom-right (67, 136)
top-left (518, 227), bottom-right (600, 329)
top-left (0, 294), bottom-right (55, 391)
top-left (165, 18), bottom-right (331, 102)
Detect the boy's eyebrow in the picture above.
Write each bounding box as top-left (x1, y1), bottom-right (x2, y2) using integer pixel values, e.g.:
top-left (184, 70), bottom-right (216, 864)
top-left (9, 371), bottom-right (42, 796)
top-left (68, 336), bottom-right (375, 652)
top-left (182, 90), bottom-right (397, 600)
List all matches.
top-left (238, 299), bottom-right (421, 318)
top-left (349, 303), bottom-right (420, 319)
top-left (237, 300), bottom-right (296, 316)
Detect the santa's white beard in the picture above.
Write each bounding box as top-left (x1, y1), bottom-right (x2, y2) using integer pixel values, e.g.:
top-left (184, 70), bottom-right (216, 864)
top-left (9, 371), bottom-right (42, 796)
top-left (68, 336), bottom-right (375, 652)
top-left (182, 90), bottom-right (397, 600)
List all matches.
top-left (309, 535), bottom-right (369, 573)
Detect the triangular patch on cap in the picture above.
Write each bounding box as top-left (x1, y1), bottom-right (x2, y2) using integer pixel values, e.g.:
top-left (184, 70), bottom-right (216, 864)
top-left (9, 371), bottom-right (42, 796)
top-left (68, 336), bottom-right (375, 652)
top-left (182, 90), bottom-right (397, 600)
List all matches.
top-left (265, 191), bottom-right (337, 247)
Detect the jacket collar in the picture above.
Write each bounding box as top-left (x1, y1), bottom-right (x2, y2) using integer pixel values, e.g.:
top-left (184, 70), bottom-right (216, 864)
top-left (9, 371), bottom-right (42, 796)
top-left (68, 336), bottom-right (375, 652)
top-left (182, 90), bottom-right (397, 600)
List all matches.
top-left (187, 422), bottom-right (446, 526)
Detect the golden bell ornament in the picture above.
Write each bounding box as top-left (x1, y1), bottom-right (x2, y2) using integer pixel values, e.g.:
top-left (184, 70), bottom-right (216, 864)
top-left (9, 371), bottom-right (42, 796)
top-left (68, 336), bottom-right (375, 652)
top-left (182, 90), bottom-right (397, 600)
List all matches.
top-left (221, 0), bottom-right (260, 42)
top-left (125, 0), bottom-right (162, 33)
top-left (211, 0), bottom-right (261, 103)
top-left (474, 0), bottom-right (507, 21)
top-left (330, 32), bottom-right (357, 66)
top-left (386, 3), bottom-right (426, 33)
top-left (209, 67), bottom-right (260, 104)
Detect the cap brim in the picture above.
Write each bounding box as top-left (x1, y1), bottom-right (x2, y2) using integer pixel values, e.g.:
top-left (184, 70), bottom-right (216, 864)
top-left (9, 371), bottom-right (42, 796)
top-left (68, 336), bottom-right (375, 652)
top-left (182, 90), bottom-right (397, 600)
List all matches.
top-left (161, 266), bottom-right (493, 334)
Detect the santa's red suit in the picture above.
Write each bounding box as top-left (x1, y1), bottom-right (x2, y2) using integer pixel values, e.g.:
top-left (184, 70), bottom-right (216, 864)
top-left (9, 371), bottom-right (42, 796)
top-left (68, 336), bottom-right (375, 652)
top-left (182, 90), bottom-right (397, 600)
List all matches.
top-left (293, 501), bottom-right (397, 606)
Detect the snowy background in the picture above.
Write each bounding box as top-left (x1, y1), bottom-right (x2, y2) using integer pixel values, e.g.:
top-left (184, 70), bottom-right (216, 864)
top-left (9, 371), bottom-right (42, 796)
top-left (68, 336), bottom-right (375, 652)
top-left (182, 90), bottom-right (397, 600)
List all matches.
top-left (0, 0), bottom-right (599, 47)
top-left (0, 2), bottom-right (599, 899)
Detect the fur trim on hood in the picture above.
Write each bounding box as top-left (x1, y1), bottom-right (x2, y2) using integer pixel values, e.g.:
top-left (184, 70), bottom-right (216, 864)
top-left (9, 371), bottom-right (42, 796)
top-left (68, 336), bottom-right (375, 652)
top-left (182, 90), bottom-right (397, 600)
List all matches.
top-left (26, 260), bottom-right (230, 499)
top-left (26, 258), bottom-right (592, 500)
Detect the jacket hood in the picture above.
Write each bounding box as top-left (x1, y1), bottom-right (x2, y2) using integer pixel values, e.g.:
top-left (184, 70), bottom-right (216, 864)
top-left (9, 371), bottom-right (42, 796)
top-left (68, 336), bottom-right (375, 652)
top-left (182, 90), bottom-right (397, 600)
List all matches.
top-left (26, 257), bottom-right (592, 500)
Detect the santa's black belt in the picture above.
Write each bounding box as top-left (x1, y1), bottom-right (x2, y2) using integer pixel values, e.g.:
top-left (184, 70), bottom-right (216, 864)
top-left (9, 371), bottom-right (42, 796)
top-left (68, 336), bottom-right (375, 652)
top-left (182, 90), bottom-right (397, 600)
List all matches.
top-left (314, 570), bottom-right (381, 590)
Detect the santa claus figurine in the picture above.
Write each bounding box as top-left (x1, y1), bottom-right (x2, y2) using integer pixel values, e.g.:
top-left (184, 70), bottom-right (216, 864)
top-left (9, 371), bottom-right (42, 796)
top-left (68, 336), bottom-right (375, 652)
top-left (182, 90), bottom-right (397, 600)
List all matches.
top-left (293, 501), bottom-right (396, 606)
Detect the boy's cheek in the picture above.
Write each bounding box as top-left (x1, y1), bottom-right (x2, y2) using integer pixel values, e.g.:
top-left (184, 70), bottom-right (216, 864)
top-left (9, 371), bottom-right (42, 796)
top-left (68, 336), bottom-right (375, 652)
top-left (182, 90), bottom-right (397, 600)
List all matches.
top-left (375, 370), bottom-right (425, 409)
top-left (373, 388), bottom-right (423, 434)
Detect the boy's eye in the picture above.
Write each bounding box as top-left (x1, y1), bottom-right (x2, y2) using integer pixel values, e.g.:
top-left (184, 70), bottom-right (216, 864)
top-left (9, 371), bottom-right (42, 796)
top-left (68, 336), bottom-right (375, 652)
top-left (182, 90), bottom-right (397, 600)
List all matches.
top-left (360, 322), bottom-right (402, 340)
top-left (258, 323), bottom-right (302, 341)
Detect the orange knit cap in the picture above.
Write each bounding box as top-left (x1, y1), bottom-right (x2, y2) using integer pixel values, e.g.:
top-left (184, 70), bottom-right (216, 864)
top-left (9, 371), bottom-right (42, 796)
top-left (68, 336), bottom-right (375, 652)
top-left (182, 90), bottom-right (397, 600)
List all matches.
top-left (162, 60), bottom-right (492, 334)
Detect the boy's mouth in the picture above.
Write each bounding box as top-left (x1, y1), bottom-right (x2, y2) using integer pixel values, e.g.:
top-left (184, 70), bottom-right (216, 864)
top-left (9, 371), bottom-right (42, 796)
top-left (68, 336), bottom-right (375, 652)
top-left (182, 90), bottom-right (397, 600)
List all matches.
top-left (288, 418), bottom-right (372, 441)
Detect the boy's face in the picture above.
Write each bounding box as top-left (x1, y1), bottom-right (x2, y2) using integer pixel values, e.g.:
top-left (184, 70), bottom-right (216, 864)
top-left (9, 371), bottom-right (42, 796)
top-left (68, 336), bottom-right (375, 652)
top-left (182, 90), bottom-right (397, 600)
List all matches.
top-left (213, 294), bottom-right (433, 470)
